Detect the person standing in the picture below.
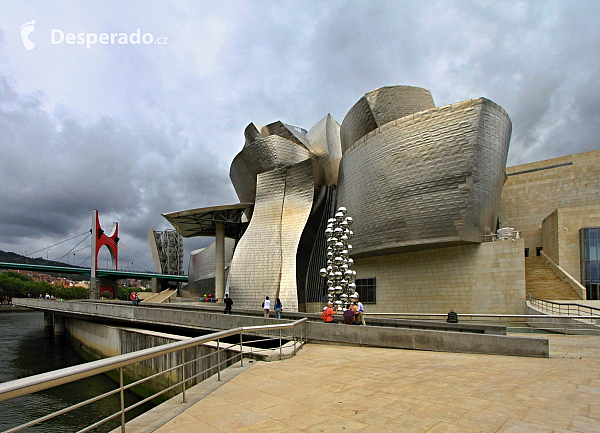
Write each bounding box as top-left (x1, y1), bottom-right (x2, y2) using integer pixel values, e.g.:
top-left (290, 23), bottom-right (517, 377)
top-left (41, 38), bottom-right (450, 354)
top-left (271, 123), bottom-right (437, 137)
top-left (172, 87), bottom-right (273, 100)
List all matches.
top-left (262, 296), bottom-right (271, 318)
top-left (224, 293), bottom-right (233, 314)
top-left (130, 292), bottom-right (136, 306)
top-left (356, 298), bottom-right (366, 325)
top-left (274, 298), bottom-right (282, 319)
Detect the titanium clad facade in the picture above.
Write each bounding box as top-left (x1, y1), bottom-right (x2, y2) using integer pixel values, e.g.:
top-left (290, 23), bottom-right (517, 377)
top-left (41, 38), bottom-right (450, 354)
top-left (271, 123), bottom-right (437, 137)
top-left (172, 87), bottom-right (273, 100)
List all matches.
top-left (305, 114), bottom-right (342, 186)
top-left (170, 84), bottom-right (516, 313)
top-left (228, 160), bottom-right (315, 310)
top-left (229, 135), bottom-right (313, 205)
top-left (185, 239), bottom-right (235, 297)
top-left (340, 86), bottom-right (436, 154)
top-left (337, 98), bottom-right (511, 257)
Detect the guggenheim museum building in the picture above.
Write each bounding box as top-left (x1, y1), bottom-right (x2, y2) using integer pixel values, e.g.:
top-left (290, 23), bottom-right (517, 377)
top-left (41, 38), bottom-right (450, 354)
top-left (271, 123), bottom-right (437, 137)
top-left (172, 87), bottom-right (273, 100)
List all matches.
top-left (164, 85), bottom-right (600, 314)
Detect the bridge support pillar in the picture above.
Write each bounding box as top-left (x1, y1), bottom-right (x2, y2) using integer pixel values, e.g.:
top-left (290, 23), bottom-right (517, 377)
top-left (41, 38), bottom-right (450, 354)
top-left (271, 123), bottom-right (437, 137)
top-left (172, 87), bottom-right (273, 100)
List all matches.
top-left (44, 312), bottom-right (53, 331)
top-left (215, 222), bottom-right (225, 303)
top-left (54, 315), bottom-right (65, 335)
top-left (90, 278), bottom-right (118, 300)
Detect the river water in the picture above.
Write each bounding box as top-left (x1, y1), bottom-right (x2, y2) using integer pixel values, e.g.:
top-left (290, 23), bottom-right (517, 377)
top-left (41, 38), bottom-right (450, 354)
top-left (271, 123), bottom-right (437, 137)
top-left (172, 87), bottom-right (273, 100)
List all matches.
top-left (0, 310), bottom-right (153, 432)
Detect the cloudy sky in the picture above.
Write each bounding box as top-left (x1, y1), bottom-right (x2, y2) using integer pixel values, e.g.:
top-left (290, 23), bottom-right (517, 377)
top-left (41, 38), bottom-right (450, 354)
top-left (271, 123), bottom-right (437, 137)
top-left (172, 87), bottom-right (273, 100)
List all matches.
top-left (0, 0), bottom-right (599, 273)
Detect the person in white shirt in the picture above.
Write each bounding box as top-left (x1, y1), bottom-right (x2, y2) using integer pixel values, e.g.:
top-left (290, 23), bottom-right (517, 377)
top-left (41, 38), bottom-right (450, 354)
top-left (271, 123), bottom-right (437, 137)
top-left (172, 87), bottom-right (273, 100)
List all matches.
top-left (357, 299), bottom-right (366, 325)
top-left (262, 296), bottom-right (271, 318)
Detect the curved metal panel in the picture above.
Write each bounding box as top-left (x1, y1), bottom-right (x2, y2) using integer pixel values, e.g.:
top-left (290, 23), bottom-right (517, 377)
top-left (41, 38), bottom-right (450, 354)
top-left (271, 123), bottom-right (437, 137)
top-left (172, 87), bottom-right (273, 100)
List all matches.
top-left (340, 86), bottom-right (436, 154)
top-left (186, 239), bottom-right (235, 297)
top-left (337, 97), bottom-right (511, 257)
top-left (261, 120), bottom-right (310, 150)
top-left (228, 160), bottom-right (315, 311)
top-left (229, 135), bottom-right (313, 204)
top-left (243, 122), bottom-right (263, 148)
top-left (306, 114), bottom-right (342, 185)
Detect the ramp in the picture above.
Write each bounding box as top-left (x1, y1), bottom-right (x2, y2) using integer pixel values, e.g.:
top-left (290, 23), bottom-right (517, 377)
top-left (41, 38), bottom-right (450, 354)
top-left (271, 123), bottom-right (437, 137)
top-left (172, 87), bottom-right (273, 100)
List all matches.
top-left (143, 289), bottom-right (177, 304)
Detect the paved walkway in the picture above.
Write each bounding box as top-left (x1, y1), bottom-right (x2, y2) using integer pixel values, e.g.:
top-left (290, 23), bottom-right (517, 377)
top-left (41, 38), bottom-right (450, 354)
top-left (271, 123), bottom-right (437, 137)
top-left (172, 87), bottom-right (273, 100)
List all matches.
top-left (149, 334), bottom-right (600, 432)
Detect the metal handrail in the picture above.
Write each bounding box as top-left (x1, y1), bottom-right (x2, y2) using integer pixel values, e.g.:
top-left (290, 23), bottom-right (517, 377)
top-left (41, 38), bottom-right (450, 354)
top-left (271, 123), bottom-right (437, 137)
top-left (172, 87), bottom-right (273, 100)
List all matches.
top-left (0, 317), bottom-right (307, 433)
top-left (529, 295), bottom-right (600, 317)
top-left (365, 312), bottom-right (600, 318)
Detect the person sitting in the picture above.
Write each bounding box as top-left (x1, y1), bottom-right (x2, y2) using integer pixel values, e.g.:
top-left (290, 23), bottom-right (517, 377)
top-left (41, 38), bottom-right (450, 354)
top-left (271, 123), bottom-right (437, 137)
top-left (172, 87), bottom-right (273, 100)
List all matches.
top-left (321, 302), bottom-right (336, 323)
top-left (447, 309), bottom-right (459, 323)
top-left (343, 304), bottom-right (358, 325)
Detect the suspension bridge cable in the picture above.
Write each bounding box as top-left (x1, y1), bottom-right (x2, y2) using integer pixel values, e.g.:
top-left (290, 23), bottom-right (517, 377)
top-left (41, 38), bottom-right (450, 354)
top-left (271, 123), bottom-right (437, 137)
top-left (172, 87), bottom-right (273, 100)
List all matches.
top-left (78, 255), bottom-right (91, 267)
top-left (54, 233), bottom-right (91, 262)
top-left (53, 245), bottom-right (91, 263)
top-left (26, 231), bottom-right (91, 258)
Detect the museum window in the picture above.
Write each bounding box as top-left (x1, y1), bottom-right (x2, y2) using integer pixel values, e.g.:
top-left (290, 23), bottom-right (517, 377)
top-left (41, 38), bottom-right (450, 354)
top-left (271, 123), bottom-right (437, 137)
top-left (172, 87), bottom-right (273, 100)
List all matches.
top-left (355, 278), bottom-right (376, 303)
top-left (536, 247), bottom-right (543, 256)
top-left (581, 228), bottom-right (600, 300)
top-left (524, 248), bottom-right (529, 258)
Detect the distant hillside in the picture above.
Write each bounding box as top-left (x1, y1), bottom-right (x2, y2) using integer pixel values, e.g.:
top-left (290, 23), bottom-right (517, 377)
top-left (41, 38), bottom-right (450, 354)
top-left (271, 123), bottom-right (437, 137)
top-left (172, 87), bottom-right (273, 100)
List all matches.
top-left (0, 251), bottom-right (88, 281)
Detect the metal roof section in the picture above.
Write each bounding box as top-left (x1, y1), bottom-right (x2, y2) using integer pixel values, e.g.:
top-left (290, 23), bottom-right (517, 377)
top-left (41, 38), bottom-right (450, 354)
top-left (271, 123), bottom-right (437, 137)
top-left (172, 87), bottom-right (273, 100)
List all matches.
top-left (162, 203), bottom-right (254, 238)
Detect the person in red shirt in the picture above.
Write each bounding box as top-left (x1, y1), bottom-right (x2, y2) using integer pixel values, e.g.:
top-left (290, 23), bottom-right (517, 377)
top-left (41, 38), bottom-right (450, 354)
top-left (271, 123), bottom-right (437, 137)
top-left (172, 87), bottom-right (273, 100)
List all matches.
top-left (321, 302), bottom-right (336, 323)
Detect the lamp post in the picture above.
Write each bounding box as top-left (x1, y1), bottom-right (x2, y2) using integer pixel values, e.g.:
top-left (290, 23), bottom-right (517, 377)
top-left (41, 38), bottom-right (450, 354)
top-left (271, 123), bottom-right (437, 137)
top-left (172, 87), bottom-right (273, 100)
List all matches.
top-left (319, 207), bottom-right (357, 311)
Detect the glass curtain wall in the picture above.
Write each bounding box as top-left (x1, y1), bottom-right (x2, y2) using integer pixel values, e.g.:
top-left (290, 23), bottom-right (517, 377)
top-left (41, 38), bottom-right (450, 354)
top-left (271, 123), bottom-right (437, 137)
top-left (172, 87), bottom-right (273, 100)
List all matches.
top-left (581, 228), bottom-right (600, 300)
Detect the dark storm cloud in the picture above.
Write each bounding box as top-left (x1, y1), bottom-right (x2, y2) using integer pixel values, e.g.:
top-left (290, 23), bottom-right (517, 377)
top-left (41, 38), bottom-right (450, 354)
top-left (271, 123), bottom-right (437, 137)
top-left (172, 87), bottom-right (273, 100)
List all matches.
top-left (1, 0), bottom-right (600, 269)
top-left (0, 74), bottom-right (235, 268)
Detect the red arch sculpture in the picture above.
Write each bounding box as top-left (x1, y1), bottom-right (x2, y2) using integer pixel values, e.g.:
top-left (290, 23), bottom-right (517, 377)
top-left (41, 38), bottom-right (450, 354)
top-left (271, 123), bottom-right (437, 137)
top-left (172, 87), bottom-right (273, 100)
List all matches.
top-left (90, 210), bottom-right (119, 298)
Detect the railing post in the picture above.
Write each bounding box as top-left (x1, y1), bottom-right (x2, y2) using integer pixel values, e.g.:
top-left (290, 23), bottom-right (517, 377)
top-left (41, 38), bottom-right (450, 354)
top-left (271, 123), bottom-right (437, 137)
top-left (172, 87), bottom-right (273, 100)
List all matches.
top-left (240, 333), bottom-right (244, 368)
top-left (119, 367), bottom-right (125, 433)
top-left (279, 328), bottom-right (283, 361)
top-left (181, 350), bottom-right (186, 404)
top-left (217, 339), bottom-right (221, 381)
top-left (293, 324), bottom-right (297, 354)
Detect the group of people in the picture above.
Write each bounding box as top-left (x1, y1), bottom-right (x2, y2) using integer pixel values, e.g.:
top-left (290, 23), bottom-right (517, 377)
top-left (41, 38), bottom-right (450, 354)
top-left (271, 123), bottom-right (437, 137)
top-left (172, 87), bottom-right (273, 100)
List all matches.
top-left (219, 293), bottom-right (458, 325)
top-left (223, 294), bottom-right (284, 319)
top-left (262, 296), bottom-right (283, 318)
top-left (129, 292), bottom-right (140, 306)
top-left (322, 298), bottom-right (365, 325)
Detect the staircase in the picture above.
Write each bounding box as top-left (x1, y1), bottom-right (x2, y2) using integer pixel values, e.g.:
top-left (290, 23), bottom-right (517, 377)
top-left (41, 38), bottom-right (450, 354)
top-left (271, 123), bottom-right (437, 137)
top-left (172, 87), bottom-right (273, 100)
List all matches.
top-left (142, 289), bottom-right (177, 304)
top-left (525, 256), bottom-right (581, 300)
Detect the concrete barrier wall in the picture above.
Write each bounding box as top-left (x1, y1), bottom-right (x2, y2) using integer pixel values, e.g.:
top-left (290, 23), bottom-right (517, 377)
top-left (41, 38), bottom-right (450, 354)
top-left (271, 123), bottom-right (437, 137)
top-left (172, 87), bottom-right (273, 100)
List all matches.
top-left (14, 299), bottom-right (548, 357)
top-left (65, 318), bottom-right (240, 401)
top-left (306, 321), bottom-right (548, 357)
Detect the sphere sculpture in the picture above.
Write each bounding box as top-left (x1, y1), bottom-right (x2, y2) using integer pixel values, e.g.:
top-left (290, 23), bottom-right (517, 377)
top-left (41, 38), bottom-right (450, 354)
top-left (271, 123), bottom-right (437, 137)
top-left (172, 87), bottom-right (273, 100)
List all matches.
top-left (319, 207), bottom-right (357, 311)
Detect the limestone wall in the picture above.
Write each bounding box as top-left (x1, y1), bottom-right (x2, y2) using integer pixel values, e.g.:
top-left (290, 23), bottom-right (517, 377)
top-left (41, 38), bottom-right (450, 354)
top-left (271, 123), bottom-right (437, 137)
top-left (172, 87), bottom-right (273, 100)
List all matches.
top-left (500, 149), bottom-right (600, 254)
top-left (350, 238), bottom-right (526, 314)
top-left (547, 205), bottom-right (600, 281)
top-left (542, 210), bottom-right (559, 262)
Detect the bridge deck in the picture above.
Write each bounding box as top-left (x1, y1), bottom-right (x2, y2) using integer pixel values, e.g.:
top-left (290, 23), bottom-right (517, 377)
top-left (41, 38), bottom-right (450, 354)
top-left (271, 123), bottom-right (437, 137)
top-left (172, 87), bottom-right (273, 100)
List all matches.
top-left (0, 262), bottom-right (187, 281)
